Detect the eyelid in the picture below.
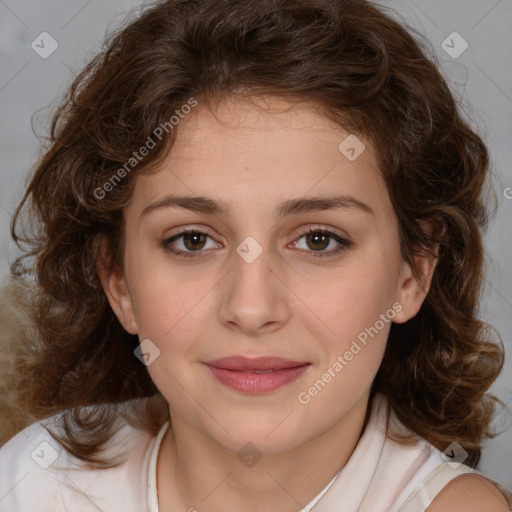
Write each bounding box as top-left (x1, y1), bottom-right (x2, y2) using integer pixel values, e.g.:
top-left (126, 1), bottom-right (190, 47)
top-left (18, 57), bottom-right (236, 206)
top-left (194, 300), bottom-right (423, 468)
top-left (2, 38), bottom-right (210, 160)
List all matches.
top-left (290, 223), bottom-right (348, 240)
top-left (165, 225), bottom-right (219, 241)
top-left (161, 224), bottom-right (351, 259)
top-left (163, 226), bottom-right (222, 251)
top-left (289, 225), bottom-right (352, 259)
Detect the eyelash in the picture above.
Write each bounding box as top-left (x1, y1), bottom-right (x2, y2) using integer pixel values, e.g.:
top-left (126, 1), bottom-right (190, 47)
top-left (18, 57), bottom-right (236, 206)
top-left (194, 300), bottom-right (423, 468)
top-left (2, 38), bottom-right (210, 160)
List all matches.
top-left (161, 227), bottom-right (352, 260)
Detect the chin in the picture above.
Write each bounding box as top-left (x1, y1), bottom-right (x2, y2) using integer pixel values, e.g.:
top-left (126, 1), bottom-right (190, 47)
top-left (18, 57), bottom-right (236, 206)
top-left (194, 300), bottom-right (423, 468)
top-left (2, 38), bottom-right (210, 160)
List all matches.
top-left (203, 410), bottom-right (311, 456)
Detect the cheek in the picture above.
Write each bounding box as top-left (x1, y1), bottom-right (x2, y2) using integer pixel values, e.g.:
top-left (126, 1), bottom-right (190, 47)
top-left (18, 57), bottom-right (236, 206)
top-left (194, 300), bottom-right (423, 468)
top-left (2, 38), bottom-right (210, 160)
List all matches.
top-left (297, 253), bottom-right (399, 346)
top-left (293, 262), bottom-right (397, 414)
top-left (124, 233), bottom-right (207, 337)
top-left (130, 274), bottom-right (205, 346)
top-left (130, 276), bottom-right (208, 409)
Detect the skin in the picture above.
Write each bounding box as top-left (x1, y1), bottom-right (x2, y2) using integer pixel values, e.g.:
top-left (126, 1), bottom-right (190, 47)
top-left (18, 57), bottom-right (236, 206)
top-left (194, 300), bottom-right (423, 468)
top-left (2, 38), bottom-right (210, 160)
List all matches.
top-left (427, 474), bottom-right (509, 511)
top-left (98, 95), bottom-right (445, 511)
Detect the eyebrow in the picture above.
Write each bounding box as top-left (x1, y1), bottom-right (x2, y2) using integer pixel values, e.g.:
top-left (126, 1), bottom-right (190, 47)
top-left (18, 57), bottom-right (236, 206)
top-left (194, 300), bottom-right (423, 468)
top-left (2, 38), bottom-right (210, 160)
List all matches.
top-left (141, 194), bottom-right (375, 219)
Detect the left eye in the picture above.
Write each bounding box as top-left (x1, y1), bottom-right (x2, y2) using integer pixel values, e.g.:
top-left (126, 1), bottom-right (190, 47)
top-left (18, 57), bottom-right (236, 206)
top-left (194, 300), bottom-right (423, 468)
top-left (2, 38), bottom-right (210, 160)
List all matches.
top-left (291, 228), bottom-right (350, 257)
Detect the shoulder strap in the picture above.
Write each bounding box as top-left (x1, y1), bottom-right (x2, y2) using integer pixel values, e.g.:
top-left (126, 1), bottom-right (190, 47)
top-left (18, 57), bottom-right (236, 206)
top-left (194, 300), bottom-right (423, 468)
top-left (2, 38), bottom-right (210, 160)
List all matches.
top-left (398, 462), bottom-right (472, 511)
top-left (397, 462), bottom-right (512, 511)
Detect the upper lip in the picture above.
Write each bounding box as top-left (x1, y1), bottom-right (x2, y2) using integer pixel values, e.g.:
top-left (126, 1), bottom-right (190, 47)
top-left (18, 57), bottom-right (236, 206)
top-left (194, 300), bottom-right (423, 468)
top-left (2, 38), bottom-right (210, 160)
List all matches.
top-left (204, 356), bottom-right (309, 371)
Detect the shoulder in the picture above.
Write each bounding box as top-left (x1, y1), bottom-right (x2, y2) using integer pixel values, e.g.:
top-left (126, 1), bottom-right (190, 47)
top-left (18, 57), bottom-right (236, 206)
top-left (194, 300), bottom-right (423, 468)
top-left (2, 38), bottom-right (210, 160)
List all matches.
top-left (376, 400), bottom-right (511, 512)
top-left (0, 420), bottom-right (66, 510)
top-left (0, 413), bottom-right (158, 511)
top-left (427, 473), bottom-right (511, 512)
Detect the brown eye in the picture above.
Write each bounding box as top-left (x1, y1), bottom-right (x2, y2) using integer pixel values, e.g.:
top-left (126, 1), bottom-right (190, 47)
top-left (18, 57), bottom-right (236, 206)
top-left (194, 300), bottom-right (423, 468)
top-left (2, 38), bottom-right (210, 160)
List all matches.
top-left (305, 231), bottom-right (330, 251)
top-left (162, 229), bottom-right (219, 259)
top-left (292, 228), bottom-right (352, 259)
top-left (182, 232), bottom-right (207, 251)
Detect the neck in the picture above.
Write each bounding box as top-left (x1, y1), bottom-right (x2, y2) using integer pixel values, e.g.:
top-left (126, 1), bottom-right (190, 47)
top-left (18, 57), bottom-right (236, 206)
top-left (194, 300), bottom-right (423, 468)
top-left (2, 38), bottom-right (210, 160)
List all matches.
top-left (157, 393), bottom-right (373, 512)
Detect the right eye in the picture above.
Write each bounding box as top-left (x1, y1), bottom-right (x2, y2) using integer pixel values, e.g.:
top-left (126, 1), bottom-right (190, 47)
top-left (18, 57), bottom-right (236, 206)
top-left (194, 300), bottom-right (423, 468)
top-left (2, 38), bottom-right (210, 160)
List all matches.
top-left (161, 229), bottom-right (221, 259)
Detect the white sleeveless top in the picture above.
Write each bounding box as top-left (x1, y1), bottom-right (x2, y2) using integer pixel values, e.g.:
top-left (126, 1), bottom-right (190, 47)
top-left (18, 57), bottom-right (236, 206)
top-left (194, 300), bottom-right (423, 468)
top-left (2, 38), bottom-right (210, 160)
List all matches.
top-left (0, 394), bottom-right (509, 511)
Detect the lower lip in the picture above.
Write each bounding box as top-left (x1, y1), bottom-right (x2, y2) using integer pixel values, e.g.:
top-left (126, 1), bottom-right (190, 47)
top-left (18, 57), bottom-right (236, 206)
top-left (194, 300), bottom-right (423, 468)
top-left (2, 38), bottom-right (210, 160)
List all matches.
top-left (205, 364), bottom-right (310, 394)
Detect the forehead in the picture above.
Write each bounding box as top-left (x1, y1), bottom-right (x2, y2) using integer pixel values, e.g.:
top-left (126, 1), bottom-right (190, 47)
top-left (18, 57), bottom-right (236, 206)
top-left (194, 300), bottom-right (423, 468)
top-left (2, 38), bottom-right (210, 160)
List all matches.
top-left (128, 95), bottom-right (394, 224)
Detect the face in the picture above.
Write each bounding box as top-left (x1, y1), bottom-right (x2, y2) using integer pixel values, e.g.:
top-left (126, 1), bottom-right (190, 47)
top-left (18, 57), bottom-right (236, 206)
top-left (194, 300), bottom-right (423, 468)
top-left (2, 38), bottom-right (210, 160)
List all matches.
top-left (100, 95), bottom-right (434, 455)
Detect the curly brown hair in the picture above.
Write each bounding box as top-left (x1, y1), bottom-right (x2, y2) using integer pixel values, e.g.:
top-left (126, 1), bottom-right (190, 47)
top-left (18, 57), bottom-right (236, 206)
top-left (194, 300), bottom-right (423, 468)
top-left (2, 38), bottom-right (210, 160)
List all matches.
top-left (7, 0), bottom-right (504, 467)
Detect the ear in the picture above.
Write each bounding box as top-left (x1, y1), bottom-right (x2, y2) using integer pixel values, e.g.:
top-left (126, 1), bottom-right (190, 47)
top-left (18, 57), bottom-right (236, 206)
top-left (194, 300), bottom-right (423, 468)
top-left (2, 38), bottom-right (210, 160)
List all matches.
top-left (392, 221), bottom-right (440, 324)
top-left (95, 235), bottom-right (138, 334)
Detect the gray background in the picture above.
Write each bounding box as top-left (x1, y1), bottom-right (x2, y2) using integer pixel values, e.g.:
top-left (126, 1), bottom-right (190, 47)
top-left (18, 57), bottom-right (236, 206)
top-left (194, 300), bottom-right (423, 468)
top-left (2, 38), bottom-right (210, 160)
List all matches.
top-left (0, 0), bottom-right (511, 488)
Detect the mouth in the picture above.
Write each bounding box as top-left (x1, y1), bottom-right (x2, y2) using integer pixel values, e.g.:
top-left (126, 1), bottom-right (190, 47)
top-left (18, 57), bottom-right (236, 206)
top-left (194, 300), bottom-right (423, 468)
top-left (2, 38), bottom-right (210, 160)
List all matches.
top-left (203, 356), bottom-right (311, 394)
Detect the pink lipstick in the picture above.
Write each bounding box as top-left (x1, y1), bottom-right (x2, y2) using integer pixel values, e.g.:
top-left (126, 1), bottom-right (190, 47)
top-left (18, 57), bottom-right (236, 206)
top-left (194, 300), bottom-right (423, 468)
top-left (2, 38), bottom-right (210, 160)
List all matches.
top-left (203, 356), bottom-right (311, 394)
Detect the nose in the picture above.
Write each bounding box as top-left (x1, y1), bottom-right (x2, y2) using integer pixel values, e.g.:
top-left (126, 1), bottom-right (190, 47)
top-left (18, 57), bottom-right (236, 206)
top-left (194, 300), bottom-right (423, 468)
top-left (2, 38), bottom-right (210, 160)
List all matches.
top-left (217, 239), bottom-right (291, 336)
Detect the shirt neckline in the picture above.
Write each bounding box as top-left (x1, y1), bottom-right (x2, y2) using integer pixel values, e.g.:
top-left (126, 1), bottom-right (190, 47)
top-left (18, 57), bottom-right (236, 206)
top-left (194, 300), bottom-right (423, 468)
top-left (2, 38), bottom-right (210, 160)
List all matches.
top-left (147, 419), bottom-right (171, 512)
top-left (146, 402), bottom-right (368, 512)
top-left (302, 467), bottom-right (343, 511)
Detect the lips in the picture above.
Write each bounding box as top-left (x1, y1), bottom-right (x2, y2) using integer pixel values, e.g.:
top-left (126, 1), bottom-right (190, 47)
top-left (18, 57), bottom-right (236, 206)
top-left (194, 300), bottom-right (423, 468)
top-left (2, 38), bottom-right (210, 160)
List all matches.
top-left (203, 356), bottom-right (311, 394)
top-left (205, 356), bottom-right (308, 371)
